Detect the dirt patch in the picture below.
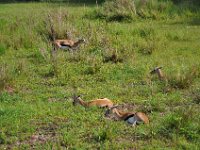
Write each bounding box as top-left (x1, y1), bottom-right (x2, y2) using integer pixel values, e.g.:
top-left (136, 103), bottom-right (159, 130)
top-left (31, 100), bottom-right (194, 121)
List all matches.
top-left (0, 85), bottom-right (15, 95)
top-left (7, 117), bottom-right (68, 149)
top-left (5, 86), bottom-right (14, 94)
top-left (21, 87), bottom-right (32, 94)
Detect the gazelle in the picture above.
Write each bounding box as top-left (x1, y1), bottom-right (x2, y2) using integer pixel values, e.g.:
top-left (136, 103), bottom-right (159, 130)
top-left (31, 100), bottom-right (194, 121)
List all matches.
top-left (150, 66), bottom-right (164, 80)
top-left (72, 95), bottom-right (114, 108)
top-left (54, 38), bottom-right (85, 51)
top-left (105, 106), bottom-right (149, 126)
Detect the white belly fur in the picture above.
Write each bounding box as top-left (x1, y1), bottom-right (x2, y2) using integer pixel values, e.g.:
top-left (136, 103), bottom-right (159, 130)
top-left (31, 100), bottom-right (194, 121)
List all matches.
top-left (60, 46), bottom-right (71, 50)
top-left (126, 116), bottom-right (137, 125)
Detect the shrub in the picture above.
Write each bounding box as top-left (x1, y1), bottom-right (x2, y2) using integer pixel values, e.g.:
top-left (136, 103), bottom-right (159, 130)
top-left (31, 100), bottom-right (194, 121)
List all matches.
top-left (87, 0), bottom-right (199, 21)
top-left (172, 0), bottom-right (200, 6)
top-left (104, 0), bottom-right (136, 20)
top-left (97, 0), bottom-right (137, 22)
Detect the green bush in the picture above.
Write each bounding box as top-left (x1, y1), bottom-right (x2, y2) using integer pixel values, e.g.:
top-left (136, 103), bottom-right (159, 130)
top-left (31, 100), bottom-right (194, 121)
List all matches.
top-left (172, 0), bottom-right (200, 5)
top-left (97, 0), bottom-right (137, 22)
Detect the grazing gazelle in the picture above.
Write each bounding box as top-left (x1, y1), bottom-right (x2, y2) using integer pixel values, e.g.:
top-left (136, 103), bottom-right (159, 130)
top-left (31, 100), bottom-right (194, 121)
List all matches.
top-left (54, 38), bottom-right (85, 51)
top-left (150, 66), bottom-right (164, 80)
top-left (105, 106), bottom-right (149, 126)
top-left (72, 95), bottom-right (114, 108)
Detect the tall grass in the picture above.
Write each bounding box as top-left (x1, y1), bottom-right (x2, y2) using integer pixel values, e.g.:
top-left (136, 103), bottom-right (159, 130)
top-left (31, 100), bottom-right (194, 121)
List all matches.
top-left (86, 0), bottom-right (200, 21)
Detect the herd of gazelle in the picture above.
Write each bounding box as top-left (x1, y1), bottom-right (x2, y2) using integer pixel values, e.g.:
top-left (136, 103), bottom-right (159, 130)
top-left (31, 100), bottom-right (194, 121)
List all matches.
top-left (53, 35), bottom-right (164, 126)
top-left (45, 15), bottom-right (168, 127)
top-left (71, 67), bottom-right (165, 126)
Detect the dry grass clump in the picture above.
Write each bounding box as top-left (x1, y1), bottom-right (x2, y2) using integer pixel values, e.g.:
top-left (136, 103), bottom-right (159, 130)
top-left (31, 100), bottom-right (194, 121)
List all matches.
top-left (0, 64), bottom-right (13, 92)
top-left (39, 10), bottom-right (70, 44)
top-left (167, 67), bottom-right (199, 89)
top-left (186, 88), bottom-right (200, 104)
top-left (103, 51), bottom-right (124, 63)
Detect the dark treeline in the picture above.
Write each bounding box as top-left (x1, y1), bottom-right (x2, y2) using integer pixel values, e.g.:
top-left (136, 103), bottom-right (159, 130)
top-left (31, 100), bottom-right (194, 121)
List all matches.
top-left (0, 0), bottom-right (199, 6)
top-left (0, 0), bottom-right (105, 3)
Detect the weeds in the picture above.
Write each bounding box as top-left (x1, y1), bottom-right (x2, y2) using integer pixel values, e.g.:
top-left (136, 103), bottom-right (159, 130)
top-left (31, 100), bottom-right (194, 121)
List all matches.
top-left (156, 106), bottom-right (199, 141)
top-left (0, 64), bottom-right (12, 92)
top-left (187, 88), bottom-right (200, 104)
top-left (167, 66), bottom-right (199, 89)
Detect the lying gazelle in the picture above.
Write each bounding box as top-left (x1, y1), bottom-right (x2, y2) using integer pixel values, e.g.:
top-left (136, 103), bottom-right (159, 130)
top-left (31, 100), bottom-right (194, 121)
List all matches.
top-left (73, 95), bottom-right (114, 108)
top-left (150, 66), bottom-right (164, 80)
top-left (105, 106), bottom-right (149, 126)
top-left (54, 38), bottom-right (85, 51)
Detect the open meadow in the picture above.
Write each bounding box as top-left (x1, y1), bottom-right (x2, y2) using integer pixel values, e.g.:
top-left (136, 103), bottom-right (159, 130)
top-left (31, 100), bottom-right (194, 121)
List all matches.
top-left (0, 1), bottom-right (200, 149)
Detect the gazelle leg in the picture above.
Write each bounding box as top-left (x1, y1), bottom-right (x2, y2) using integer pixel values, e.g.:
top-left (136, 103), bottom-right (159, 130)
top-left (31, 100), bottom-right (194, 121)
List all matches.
top-left (132, 121), bottom-right (137, 127)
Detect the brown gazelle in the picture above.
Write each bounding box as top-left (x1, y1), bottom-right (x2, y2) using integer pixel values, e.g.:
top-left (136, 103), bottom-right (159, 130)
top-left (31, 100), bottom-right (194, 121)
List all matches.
top-left (150, 66), bottom-right (164, 80)
top-left (73, 95), bottom-right (114, 108)
top-left (105, 106), bottom-right (149, 126)
top-left (54, 38), bottom-right (85, 51)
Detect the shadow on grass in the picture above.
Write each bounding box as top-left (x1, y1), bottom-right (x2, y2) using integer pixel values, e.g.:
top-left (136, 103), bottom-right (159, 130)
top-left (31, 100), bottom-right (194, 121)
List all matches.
top-left (189, 18), bottom-right (200, 25)
top-left (170, 18), bottom-right (200, 26)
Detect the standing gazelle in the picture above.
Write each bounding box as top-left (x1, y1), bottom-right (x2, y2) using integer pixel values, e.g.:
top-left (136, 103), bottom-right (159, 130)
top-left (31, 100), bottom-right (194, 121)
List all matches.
top-left (73, 95), bottom-right (114, 108)
top-left (150, 66), bottom-right (164, 80)
top-left (105, 106), bottom-right (149, 126)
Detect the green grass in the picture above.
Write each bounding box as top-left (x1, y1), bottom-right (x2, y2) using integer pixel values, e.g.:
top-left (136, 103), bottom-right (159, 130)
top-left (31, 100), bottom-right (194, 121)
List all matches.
top-left (0, 2), bottom-right (200, 149)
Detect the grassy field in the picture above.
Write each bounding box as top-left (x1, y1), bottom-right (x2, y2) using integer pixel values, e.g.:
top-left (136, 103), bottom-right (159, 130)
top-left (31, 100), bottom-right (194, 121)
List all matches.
top-left (0, 1), bottom-right (200, 149)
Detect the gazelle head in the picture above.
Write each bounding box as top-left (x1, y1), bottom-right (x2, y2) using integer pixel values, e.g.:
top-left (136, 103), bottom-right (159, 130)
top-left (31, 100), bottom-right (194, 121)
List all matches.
top-left (72, 95), bottom-right (82, 106)
top-left (150, 66), bottom-right (164, 80)
top-left (105, 105), bottom-right (119, 116)
top-left (150, 66), bottom-right (162, 74)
